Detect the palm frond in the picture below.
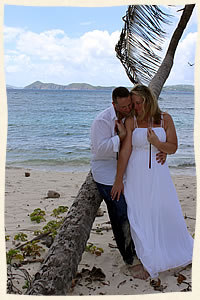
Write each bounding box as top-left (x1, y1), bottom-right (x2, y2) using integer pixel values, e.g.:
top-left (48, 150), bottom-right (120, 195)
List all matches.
top-left (115, 5), bottom-right (172, 84)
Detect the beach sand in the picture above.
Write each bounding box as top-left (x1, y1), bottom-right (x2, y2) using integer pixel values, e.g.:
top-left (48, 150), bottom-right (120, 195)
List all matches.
top-left (5, 167), bottom-right (196, 295)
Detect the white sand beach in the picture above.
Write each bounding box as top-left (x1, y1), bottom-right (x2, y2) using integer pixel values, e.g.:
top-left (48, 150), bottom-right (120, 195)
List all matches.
top-left (4, 167), bottom-right (196, 295)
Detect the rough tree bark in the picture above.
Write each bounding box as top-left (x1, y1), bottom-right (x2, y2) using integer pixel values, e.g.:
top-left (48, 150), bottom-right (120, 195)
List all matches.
top-left (26, 4), bottom-right (195, 296)
top-left (26, 171), bottom-right (102, 295)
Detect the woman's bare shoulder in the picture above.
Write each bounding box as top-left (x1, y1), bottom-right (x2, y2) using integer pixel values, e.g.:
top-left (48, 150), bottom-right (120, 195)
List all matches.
top-left (162, 112), bottom-right (173, 122)
top-left (162, 112), bottom-right (175, 130)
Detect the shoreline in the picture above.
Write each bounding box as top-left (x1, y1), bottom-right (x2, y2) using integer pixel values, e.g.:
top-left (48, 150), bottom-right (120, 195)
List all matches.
top-left (5, 163), bottom-right (196, 176)
top-left (4, 167), bottom-right (196, 295)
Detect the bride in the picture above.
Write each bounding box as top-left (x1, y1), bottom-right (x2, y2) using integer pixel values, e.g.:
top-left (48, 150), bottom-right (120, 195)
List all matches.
top-left (111, 84), bottom-right (194, 280)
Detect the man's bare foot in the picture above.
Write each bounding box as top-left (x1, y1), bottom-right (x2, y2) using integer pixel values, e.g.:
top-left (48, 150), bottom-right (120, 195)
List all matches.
top-left (128, 264), bottom-right (149, 280)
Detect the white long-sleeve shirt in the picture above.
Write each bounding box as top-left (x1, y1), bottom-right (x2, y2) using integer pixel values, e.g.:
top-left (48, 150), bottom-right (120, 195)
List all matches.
top-left (90, 106), bottom-right (120, 185)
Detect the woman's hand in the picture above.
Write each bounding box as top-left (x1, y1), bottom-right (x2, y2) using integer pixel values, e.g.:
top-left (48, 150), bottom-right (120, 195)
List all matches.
top-left (111, 179), bottom-right (124, 201)
top-left (115, 120), bottom-right (126, 142)
top-left (147, 128), bottom-right (160, 147)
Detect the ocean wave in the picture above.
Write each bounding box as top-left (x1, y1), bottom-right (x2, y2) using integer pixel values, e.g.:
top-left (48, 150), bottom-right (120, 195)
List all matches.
top-left (177, 162), bottom-right (196, 168)
top-left (7, 157), bottom-right (91, 166)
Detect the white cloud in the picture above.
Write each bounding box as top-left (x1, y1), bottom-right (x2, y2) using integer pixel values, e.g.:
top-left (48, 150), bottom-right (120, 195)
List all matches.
top-left (4, 53), bottom-right (31, 73)
top-left (16, 30), bottom-right (67, 59)
top-left (177, 32), bottom-right (197, 61)
top-left (4, 26), bottom-right (125, 86)
top-left (165, 32), bottom-right (197, 85)
top-left (3, 26), bottom-right (24, 42)
top-left (4, 24), bottom-right (197, 87)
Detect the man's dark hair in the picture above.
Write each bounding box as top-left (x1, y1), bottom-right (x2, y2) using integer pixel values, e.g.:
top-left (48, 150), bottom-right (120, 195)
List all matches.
top-left (112, 87), bottom-right (130, 103)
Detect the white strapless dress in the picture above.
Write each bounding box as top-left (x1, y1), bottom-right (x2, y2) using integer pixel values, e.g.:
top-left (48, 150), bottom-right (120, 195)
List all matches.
top-left (124, 127), bottom-right (194, 278)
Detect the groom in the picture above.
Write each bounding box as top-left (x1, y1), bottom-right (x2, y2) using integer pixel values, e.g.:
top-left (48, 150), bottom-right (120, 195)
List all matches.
top-left (90, 86), bottom-right (166, 265)
top-left (90, 86), bottom-right (135, 264)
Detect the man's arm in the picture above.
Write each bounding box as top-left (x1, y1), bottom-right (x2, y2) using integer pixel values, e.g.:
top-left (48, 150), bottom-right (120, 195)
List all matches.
top-left (91, 119), bottom-right (120, 157)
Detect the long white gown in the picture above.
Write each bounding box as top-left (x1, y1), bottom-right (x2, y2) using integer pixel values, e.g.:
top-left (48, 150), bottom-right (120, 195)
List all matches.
top-left (124, 123), bottom-right (194, 278)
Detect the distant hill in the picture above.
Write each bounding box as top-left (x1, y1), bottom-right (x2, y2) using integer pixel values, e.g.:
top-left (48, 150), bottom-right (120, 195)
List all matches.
top-left (24, 81), bottom-right (116, 91)
top-left (7, 81), bottom-right (194, 92)
top-left (6, 84), bottom-right (23, 89)
top-left (162, 84), bottom-right (194, 92)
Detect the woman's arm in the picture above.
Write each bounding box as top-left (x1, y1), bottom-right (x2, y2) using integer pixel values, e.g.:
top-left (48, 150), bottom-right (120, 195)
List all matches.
top-left (111, 117), bottom-right (134, 201)
top-left (147, 113), bottom-right (178, 154)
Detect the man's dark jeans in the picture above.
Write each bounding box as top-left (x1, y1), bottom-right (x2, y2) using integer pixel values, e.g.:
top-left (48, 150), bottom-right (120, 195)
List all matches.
top-left (95, 182), bottom-right (136, 264)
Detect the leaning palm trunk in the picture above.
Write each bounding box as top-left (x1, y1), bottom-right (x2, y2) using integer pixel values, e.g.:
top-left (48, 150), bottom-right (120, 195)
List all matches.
top-left (26, 172), bottom-right (102, 295)
top-left (26, 4), bottom-right (195, 295)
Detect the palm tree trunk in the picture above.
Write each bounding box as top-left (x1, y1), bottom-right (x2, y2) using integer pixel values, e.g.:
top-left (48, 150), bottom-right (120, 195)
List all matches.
top-left (26, 4), bottom-right (195, 295)
top-left (26, 171), bottom-right (102, 295)
top-left (149, 4), bottom-right (195, 98)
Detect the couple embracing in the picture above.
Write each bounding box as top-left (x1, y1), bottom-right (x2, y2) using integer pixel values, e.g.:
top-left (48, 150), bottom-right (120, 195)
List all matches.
top-left (90, 85), bottom-right (193, 280)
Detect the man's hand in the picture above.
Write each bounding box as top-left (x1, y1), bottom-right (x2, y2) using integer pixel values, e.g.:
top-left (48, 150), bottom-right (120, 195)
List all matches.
top-left (156, 151), bottom-right (167, 165)
top-left (115, 120), bottom-right (126, 142)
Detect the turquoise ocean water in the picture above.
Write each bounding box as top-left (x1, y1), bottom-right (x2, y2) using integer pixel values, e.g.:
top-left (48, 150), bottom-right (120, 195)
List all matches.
top-left (6, 89), bottom-right (195, 175)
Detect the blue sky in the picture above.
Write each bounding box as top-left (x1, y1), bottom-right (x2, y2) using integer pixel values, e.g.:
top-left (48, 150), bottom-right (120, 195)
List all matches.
top-left (3, 4), bottom-right (198, 87)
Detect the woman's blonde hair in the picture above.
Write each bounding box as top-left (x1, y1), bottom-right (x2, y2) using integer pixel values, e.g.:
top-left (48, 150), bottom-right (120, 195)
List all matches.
top-left (130, 84), bottom-right (162, 123)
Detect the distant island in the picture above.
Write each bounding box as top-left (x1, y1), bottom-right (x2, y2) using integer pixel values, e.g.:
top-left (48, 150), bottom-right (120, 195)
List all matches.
top-left (6, 84), bottom-right (23, 89)
top-left (6, 81), bottom-right (194, 92)
top-left (24, 81), bottom-right (116, 91)
top-left (162, 85), bottom-right (194, 92)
